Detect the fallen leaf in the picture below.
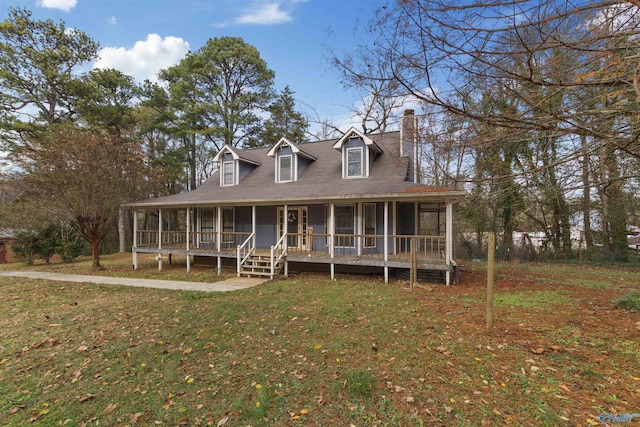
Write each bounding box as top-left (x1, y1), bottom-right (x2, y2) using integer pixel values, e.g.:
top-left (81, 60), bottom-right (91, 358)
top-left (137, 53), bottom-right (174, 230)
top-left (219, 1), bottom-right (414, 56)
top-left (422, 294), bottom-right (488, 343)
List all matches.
top-left (78, 394), bottom-right (96, 403)
top-left (103, 402), bottom-right (118, 414)
top-left (530, 347), bottom-right (545, 354)
top-left (129, 412), bottom-right (143, 424)
top-left (217, 417), bottom-right (229, 426)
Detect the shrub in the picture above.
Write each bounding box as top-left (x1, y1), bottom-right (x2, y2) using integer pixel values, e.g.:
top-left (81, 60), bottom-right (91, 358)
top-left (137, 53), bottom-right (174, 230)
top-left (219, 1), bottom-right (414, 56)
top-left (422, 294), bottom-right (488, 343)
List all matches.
top-left (612, 291), bottom-right (640, 311)
top-left (36, 225), bottom-right (58, 264)
top-left (12, 230), bottom-right (39, 265)
top-left (56, 225), bottom-right (85, 263)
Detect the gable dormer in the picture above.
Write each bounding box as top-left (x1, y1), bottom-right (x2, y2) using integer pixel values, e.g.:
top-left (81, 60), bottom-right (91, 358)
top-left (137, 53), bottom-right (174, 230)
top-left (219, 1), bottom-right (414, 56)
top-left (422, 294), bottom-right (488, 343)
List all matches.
top-left (212, 145), bottom-right (261, 187)
top-left (333, 128), bottom-right (382, 179)
top-left (267, 137), bottom-right (316, 183)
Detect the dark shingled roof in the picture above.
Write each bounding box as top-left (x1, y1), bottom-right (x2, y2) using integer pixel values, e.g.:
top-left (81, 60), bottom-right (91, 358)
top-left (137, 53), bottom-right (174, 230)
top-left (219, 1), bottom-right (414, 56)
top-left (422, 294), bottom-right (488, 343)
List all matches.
top-left (129, 131), bottom-right (466, 208)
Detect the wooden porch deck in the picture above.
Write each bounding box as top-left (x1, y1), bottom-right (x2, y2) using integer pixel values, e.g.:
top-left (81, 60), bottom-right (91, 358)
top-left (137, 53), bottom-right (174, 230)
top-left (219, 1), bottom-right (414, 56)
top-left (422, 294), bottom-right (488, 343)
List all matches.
top-left (134, 245), bottom-right (451, 271)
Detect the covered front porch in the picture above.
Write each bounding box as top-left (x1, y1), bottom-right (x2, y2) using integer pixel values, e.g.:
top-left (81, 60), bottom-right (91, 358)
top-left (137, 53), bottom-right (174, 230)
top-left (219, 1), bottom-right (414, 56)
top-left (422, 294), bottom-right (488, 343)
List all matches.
top-left (131, 199), bottom-right (457, 284)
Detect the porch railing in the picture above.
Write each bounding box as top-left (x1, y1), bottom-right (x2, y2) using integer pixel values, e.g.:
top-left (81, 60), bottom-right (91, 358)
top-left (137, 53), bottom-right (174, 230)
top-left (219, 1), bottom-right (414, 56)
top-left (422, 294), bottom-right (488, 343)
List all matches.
top-left (136, 230), bottom-right (251, 251)
top-left (286, 232), bottom-right (445, 261)
top-left (270, 232), bottom-right (288, 279)
top-left (237, 232), bottom-right (255, 276)
top-left (136, 229), bottom-right (446, 263)
top-left (136, 230), bottom-right (160, 247)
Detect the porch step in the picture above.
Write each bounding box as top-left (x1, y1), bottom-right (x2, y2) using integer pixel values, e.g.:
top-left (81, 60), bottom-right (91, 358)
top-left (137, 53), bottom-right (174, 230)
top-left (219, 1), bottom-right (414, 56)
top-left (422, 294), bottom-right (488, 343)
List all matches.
top-left (239, 253), bottom-right (284, 278)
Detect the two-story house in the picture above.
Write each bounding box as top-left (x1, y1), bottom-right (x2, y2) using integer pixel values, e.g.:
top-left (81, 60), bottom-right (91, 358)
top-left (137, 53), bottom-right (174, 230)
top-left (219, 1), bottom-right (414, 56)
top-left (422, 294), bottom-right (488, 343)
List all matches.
top-left (127, 113), bottom-right (466, 285)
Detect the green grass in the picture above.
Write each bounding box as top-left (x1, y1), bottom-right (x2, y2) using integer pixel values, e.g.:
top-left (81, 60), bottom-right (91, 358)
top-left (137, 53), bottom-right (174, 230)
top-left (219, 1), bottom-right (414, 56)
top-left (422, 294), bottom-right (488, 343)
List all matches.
top-left (346, 369), bottom-right (375, 398)
top-left (0, 254), bottom-right (639, 426)
top-left (495, 290), bottom-right (570, 310)
top-left (612, 291), bottom-right (640, 310)
top-left (566, 279), bottom-right (615, 289)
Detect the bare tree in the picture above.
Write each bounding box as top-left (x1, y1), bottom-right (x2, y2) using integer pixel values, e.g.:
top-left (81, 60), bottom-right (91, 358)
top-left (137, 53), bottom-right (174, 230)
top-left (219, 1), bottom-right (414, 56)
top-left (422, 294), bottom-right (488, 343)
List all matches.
top-left (12, 126), bottom-right (157, 269)
top-left (334, 0), bottom-right (640, 258)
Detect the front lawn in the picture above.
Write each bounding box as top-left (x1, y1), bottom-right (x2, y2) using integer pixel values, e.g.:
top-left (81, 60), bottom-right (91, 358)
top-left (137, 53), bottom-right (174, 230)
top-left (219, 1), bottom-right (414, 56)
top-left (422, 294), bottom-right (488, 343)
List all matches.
top-left (0, 256), bottom-right (638, 426)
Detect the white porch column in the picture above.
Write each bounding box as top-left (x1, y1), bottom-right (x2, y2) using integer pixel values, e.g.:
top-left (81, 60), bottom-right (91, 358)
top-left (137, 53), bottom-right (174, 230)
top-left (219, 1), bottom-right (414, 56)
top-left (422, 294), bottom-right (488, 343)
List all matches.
top-left (284, 204), bottom-right (288, 233)
top-left (330, 203), bottom-right (335, 280)
top-left (195, 208), bottom-right (200, 248)
top-left (252, 205), bottom-right (257, 247)
top-left (132, 209), bottom-right (138, 270)
top-left (216, 206), bottom-right (222, 275)
top-left (357, 202), bottom-right (362, 256)
top-left (158, 209), bottom-right (163, 271)
top-left (445, 201), bottom-right (453, 286)
top-left (186, 208), bottom-right (191, 273)
top-left (384, 201), bottom-right (389, 283)
top-left (283, 204), bottom-right (288, 276)
top-left (392, 201), bottom-right (397, 254)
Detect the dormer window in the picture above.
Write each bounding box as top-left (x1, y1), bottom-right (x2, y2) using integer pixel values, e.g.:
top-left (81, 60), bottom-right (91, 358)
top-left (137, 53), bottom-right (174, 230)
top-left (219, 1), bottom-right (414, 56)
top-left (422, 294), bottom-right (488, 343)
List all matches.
top-left (278, 154), bottom-right (293, 182)
top-left (346, 147), bottom-right (363, 178)
top-left (213, 145), bottom-right (261, 187)
top-left (222, 161), bottom-right (235, 186)
top-left (334, 128), bottom-right (383, 180)
top-left (267, 137), bottom-right (316, 183)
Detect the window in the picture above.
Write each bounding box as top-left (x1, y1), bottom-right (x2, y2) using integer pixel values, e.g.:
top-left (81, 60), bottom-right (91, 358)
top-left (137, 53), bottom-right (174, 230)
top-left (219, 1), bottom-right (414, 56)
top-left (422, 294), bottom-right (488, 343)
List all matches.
top-left (201, 208), bottom-right (215, 243)
top-left (364, 203), bottom-right (376, 248)
top-left (335, 204), bottom-right (355, 247)
top-left (346, 147), bottom-right (363, 178)
top-left (222, 161), bottom-right (235, 186)
top-left (222, 207), bottom-right (234, 244)
top-left (278, 155), bottom-right (293, 182)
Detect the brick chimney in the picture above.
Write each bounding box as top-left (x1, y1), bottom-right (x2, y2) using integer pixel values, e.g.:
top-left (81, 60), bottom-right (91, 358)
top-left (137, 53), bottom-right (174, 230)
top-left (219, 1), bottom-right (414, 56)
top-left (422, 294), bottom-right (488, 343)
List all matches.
top-left (400, 109), bottom-right (418, 183)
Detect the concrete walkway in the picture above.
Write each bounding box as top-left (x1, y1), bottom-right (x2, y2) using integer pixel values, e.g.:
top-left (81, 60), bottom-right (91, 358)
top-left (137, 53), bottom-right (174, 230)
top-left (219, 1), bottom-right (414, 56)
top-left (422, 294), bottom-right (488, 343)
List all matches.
top-left (0, 271), bottom-right (269, 292)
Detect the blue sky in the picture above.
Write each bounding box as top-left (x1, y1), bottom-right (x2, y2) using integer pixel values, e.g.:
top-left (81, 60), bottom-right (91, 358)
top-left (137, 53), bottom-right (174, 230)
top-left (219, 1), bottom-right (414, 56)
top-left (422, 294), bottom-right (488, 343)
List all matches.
top-left (2, 0), bottom-right (385, 130)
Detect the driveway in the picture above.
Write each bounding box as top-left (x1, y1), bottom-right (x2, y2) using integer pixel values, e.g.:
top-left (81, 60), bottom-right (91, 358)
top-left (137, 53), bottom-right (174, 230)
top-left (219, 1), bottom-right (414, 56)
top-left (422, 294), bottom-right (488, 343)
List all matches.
top-left (0, 271), bottom-right (268, 292)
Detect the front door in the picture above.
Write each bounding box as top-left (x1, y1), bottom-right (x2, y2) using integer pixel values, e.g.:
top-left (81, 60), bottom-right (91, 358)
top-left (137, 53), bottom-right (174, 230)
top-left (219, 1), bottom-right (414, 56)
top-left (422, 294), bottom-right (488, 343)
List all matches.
top-left (278, 207), bottom-right (308, 250)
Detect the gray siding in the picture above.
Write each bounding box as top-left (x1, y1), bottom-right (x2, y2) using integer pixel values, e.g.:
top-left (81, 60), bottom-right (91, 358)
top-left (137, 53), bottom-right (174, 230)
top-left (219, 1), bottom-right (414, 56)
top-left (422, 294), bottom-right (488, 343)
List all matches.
top-left (307, 204), bottom-right (326, 250)
top-left (256, 206), bottom-right (277, 248)
top-left (344, 137), bottom-right (365, 150)
top-left (277, 146), bottom-right (294, 156)
top-left (238, 161), bottom-right (254, 182)
top-left (298, 156), bottom-right (312, 177)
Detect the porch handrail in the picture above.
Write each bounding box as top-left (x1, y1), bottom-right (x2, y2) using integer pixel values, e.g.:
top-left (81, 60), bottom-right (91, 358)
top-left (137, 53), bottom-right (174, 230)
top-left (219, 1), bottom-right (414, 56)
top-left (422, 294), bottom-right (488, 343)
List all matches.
top-left (270, 232), bottom-right (288, 278)
top-left (237, 232), bottom-right (256, 276)
top-left (283, 232), bottom-right (447, 262)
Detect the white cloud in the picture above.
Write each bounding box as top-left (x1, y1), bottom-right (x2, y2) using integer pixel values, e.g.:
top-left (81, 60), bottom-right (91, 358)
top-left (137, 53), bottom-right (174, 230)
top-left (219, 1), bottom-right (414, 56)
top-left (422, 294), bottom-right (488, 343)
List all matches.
top-left (94, 34), bottom-right (190, 83)
top-left (108, 16), bottom-right (117, 25)
top-left (236, 2), bottom-right (293, 25)
top-left (37, 0), bottom-right (77, 12)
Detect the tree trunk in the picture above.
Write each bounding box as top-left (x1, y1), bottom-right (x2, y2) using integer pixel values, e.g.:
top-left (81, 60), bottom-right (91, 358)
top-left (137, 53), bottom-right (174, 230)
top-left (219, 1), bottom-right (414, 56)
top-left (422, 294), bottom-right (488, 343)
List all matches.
top-left (606, 144), bottom-right (628, 261)
top-left (91, 237), bottom-right (101, 270)
top-left (599, 140), bottom-right (611, 253)
top-left (118, 206), bottom-right (127, 253)
top-left (581, 135), bottom-right (594, 249)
